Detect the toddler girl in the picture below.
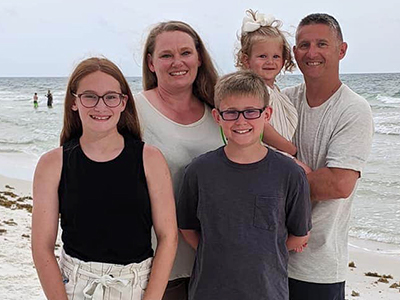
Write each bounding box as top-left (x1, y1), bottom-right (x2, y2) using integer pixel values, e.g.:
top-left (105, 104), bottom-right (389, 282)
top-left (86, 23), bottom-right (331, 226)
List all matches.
top-left (237, 9), bottom-right (298, 156)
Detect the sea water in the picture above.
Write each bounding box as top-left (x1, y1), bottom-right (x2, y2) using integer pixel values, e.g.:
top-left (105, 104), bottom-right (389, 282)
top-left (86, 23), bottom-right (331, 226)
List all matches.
top-left (0, 73), bottom-right (399, 246)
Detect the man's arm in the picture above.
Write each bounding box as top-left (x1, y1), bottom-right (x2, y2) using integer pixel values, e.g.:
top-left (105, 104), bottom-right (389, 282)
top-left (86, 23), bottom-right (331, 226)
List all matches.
top-left (307, 167), bottom-right (359, 201)
top-left (306, 95), bottom-right (374, 201)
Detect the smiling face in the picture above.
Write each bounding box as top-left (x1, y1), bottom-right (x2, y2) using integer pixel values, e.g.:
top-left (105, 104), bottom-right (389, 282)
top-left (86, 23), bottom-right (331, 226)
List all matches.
top-left (147, 30), bottom-right (201, 91)
top-left (294, 24), bottom-right (347, 81)
top-left (212, 94), bottom-right (271, 150)
top-left (243, 37), bottom-right (284, 87)
top-left (72, 71), bottom-right (126, 135)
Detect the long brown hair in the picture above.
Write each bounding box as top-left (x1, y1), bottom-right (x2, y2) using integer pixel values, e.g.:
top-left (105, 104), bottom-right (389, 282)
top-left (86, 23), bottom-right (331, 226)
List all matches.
top-left (60, 57), bottom-right (142, 145)
top-left (142, 20), bottom-right (219, 107)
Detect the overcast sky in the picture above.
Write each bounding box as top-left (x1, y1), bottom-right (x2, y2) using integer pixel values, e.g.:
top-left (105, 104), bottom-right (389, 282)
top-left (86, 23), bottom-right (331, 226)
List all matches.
top-left (1, 0), bottom-right (399, 77)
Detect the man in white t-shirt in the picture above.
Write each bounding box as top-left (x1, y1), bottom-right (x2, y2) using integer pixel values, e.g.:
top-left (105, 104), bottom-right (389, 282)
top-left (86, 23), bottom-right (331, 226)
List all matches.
top-left (283, 13), bottom-right (374, 300)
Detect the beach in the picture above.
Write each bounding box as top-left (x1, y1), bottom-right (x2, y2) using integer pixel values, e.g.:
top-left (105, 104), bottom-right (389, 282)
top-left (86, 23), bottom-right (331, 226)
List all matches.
top-left (1, 73), bottom-right (399, 298)
top-left (0, 174), bottom-right (59, 300)
top-left (347, 238), bottom-right (400, 299)
top-left (1, 174), bottom-right (399, 300)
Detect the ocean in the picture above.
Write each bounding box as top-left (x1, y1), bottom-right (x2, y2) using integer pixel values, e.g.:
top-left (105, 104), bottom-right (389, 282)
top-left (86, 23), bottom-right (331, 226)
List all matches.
top-left (0, 73), bottom-right (399, 247)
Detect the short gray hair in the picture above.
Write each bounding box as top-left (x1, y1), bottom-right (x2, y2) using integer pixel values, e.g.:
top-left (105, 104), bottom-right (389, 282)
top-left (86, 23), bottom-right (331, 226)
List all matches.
top-left (297, 13), bottom-right (343, 42)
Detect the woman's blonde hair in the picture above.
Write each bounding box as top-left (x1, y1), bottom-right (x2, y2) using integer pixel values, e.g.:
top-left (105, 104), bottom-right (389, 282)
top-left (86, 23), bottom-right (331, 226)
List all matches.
top-left (236, 9), bottom-right (295, 73)
top-left (142, 20), bottom-right (219, 107)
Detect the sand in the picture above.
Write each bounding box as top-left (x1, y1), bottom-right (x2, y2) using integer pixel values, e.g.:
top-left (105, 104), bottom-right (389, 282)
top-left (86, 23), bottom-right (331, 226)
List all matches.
top-left (0, 175), bottom-right (62, 300)
top-left (346, 238), bottom-right (400, 299)
top-left (0, 174), bottom-right (399, 300)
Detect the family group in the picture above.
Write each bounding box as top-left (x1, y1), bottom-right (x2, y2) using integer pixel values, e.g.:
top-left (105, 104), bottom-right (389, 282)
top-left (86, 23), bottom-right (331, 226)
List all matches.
top-left (31, 10), bottom-right (374, 300)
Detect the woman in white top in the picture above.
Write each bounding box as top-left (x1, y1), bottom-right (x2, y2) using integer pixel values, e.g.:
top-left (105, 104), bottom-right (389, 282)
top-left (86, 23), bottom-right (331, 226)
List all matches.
top-left (135, 21), bottom-right (223, 300)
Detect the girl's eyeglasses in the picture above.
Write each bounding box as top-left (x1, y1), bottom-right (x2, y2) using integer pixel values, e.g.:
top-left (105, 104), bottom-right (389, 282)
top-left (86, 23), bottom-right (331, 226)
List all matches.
top-left (72, 92), bottom-right (126, 108)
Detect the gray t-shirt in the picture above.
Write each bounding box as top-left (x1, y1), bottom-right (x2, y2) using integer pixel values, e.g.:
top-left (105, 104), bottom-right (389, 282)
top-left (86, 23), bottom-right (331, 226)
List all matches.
top-left (283, 83), bottom-right (374, 283)
top-left (178, 147), bottom-right (311, 300)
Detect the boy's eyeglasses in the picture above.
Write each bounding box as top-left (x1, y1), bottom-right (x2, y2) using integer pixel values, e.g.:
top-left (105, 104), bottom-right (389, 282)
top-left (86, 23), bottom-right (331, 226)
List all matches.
top-left (218, 107), bottom-right (266, 121)
top-left (72, 92), bottom-right (125, 108)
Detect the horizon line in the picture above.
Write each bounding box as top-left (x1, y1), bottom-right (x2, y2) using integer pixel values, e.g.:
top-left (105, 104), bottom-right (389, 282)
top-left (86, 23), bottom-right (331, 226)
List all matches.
top-left (1, 71), bottom-right (400, 78)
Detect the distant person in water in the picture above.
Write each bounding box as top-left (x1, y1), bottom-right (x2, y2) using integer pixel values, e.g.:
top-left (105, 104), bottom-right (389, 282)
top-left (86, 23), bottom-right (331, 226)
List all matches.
top-left (45, 90), bottom-right (53, 107)
top-left (33, 93), bottom-right (38, 109)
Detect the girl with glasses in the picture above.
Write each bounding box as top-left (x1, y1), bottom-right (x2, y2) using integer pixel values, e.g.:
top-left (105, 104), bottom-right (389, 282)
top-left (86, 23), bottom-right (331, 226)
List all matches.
top-left (31, 57), bottom-right (178, 300)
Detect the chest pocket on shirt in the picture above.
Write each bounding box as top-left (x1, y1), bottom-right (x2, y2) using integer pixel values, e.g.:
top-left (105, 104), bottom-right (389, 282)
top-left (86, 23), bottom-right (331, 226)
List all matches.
top-left (253, 196), bottom-right (281, 231)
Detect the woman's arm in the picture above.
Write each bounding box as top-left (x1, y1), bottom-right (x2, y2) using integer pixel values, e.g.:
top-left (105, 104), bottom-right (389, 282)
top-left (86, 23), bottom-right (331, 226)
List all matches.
top-left (143, 144), bottom-right (178, 300)
top-left (31, 148), bottom-right (67, 300)
top-left (263, 123), bottom-right (297, 156)
top-left (180, 229), bottom-right (200, 250)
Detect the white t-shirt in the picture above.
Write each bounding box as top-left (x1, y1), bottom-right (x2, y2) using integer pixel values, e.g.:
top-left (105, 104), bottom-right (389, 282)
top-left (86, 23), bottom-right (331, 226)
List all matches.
top-left (283, 83), bottom-right (374, 283)
top-left (134, 92), bottom-right (223, 280)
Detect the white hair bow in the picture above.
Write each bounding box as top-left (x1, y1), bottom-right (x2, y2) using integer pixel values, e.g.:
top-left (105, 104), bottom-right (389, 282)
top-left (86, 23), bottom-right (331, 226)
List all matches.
top-left (241, 12), bottom-right (276, 33)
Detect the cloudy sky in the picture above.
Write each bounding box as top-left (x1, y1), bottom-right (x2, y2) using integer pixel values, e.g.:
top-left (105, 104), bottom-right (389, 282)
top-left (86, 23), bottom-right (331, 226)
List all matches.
top-left (1, 0), bottom-right (399, 77)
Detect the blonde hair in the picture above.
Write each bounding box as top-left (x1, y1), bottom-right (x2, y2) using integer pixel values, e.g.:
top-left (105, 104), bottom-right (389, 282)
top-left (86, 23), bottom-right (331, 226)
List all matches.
top-left (236, 9), bottom-right (295, 73)
top-left (142, 20), bottom-right (219, 107)
top-left (60, 57), bottom-right (141, 145)
top-left (214, 70), bottom-right (270, 109)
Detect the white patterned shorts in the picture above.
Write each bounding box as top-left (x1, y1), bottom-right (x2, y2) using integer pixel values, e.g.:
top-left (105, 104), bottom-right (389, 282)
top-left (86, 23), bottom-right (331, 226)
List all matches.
top-left (59, 249), bottom-right (153, 300)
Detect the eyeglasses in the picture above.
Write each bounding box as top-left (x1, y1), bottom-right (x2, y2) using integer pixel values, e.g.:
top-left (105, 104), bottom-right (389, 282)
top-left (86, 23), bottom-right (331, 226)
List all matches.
top-left (218, 107), bottom-right (266, 121)
top-left (72, 92), bottom-right (126, 108)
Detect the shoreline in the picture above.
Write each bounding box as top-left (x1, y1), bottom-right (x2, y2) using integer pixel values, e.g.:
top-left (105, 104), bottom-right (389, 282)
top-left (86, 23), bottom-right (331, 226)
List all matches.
top-left (0, 174), bottom-right (32, 196)
top-left (1, 175), bottom-right (400, 299)
top-left (0, 152), bottom-right (38, 182)
top-left (346, 237), bottom-right (400, 299)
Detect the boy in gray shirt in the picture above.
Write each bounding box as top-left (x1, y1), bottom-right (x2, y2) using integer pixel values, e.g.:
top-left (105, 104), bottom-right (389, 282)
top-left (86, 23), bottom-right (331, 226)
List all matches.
top-left (177, 71), bottom-right (312, 300)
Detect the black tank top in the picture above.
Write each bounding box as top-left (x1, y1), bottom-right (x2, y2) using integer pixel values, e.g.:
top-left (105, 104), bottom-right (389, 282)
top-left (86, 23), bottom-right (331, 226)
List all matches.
top-left (58, 135), bottom-right (153, 264)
